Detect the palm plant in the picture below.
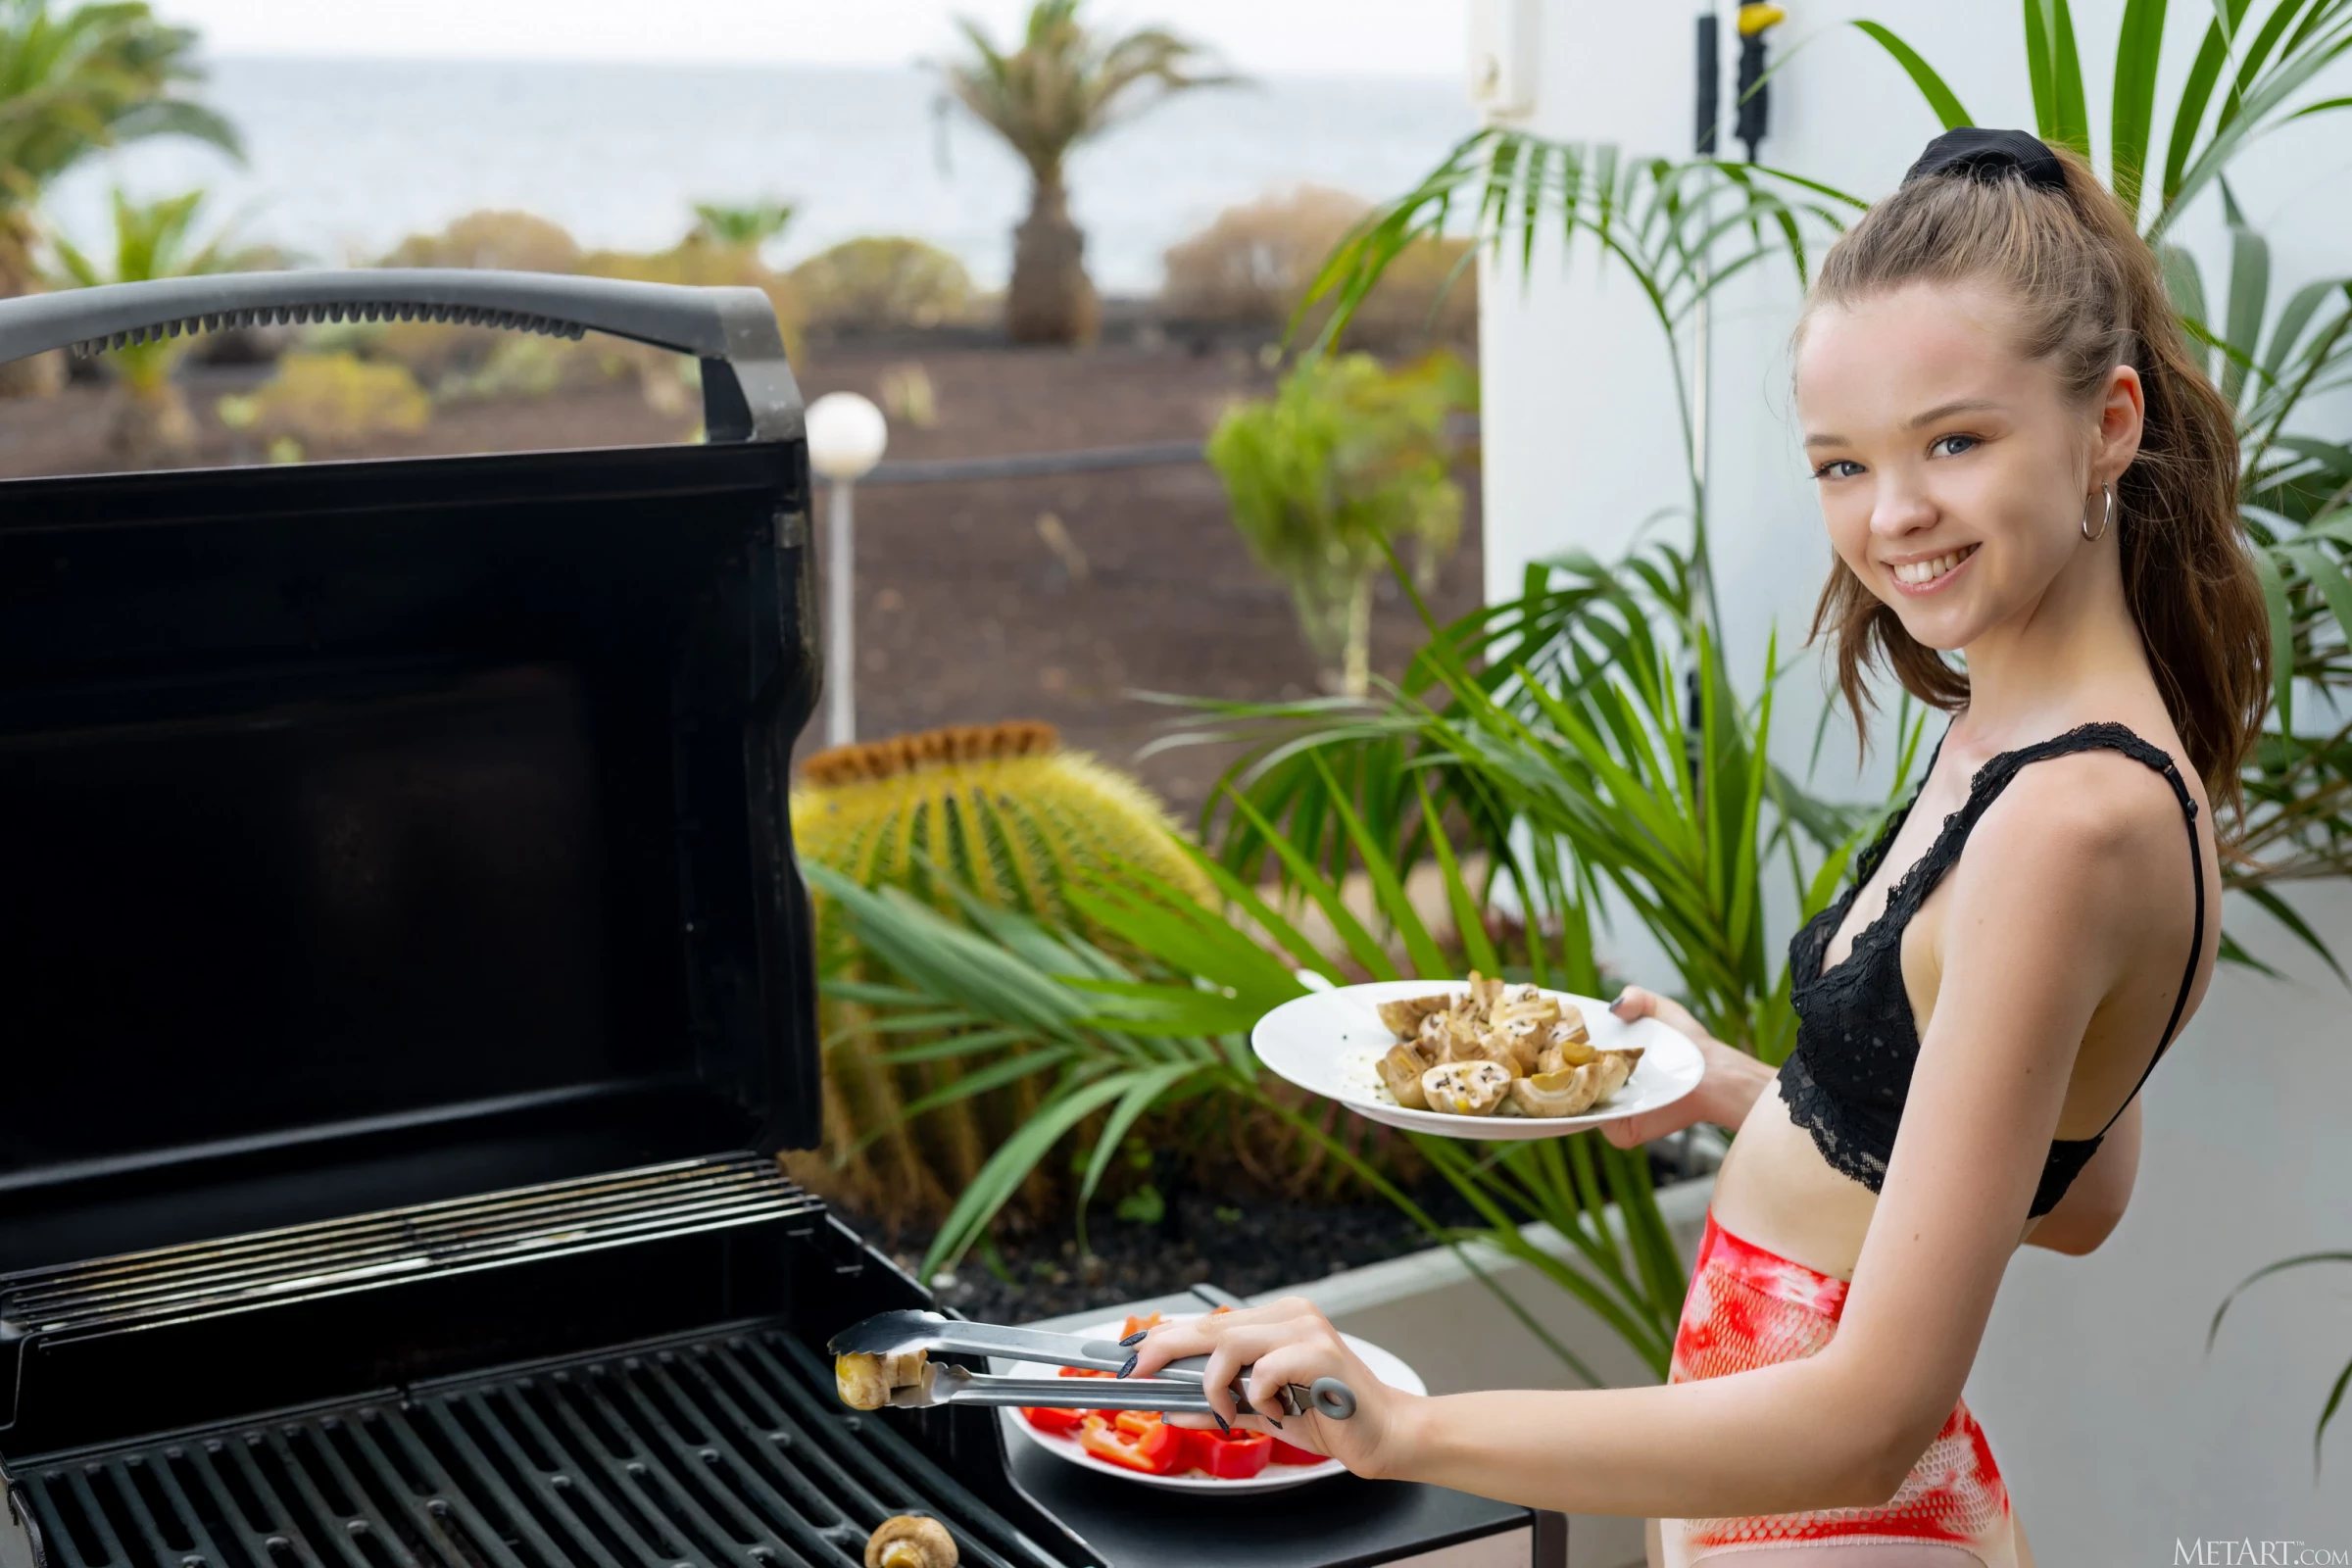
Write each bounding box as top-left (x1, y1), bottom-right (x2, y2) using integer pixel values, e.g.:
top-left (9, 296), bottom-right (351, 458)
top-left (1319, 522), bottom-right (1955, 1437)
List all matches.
top-left (2207, 1249), bottom-right (2352, 1477)
top-left (941, 0), bottom-right (1235, 345)
top-left (1296, 136), bottom-right (1858, 639)
top-left (0, 0), bottom-right (238, 391)
top-left (46, 186), bottom-right (262, 460)
top-left (1205, 350), bottom-right (1474, 699)
top-left (809, 776), bottom-right (1735, 1385)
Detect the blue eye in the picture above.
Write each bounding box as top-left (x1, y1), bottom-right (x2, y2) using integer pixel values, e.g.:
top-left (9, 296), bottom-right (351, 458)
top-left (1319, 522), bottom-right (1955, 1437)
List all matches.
top-left (1932, 433), bottom-right (1981, 458)
top-left (1813, 459), bottom-right (1864, 480)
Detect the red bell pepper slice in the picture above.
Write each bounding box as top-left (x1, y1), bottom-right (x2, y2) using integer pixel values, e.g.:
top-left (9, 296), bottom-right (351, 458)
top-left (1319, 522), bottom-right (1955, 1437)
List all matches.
top-left (1268, 1435), bottom-right (1323, 1465)
top-left (1078, 1414), bottom-right (1189, 1474)
top-left (1111, 1409), bottom-right (1164, 1438)
top-left (1119, 1311), bottom-right (1163, 1339)
top-left (1200, 1428), bottom-right (1272, 1480)
top-left (1020, 1405), bottom-right (1086, 1436)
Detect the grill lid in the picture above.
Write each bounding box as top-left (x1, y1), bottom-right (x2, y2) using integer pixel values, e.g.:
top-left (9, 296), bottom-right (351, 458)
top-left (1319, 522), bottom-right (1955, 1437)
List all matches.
top-left (0, 273), bottom-right (823, 1272)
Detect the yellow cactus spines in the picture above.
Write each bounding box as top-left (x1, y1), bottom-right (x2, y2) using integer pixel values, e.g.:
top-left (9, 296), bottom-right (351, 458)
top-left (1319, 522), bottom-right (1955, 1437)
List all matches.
top-left (790, 720), bottom-right (1212, 933)
top-left (786, 721), bottom-right (1211, 1233)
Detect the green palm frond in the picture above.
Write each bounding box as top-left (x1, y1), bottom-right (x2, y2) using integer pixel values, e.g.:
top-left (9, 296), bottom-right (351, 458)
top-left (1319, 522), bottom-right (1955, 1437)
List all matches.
top-left (0, 0), bottom-right (241, 222)
top-left (939, 0), bottom-right (1238, 184)
top-left (1849, 0), bottom-right (2352, 237)
top-left (40, 184), bottom-right (263, 387)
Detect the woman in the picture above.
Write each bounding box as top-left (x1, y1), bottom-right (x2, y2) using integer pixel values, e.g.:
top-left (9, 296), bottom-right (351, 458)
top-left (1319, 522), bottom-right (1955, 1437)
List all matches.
top-left (1123, 128), bottom-right (2268, 1564)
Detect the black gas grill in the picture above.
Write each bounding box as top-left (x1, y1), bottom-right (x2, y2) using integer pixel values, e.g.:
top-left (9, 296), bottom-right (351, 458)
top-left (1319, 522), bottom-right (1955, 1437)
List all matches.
top-left (0, 272), bottom-right (1558, 1568)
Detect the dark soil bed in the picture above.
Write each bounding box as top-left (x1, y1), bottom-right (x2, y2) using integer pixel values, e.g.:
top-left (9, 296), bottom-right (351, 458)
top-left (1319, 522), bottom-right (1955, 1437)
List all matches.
top-left (828, 1140), bottom-right (1698, 1326)
top-left (852, 1185), bottom-right (1492, 1327)
top-left (0, 327), bottom-right (1483, 824)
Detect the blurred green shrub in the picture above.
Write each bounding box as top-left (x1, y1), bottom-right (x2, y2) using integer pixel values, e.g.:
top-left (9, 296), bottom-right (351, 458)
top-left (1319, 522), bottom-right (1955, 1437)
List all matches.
top-left (217, 351), bottom-right (431, 451)
top-left (1161, 184), bottom-right (1476, 353)
top-left (790, 236), bottom-right (975, 333)
top-left (379, 209), bottom-right (580, 272)
top-left (368, 211), bottom-right (586, 383)
top-left (1206, 350), bottom-right (1475, 696)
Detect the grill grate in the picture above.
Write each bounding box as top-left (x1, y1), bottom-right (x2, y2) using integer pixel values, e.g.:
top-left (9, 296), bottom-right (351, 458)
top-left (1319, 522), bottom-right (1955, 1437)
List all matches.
top-left (3, 1160), bottom-right (818, 1341)
top-left (17, 1327), bottom-right (1075, 1568)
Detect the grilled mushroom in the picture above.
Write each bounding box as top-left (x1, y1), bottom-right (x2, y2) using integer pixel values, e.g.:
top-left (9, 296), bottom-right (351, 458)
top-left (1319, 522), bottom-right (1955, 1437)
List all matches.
top-left (1510, 1048), bottom-right (1644, 1117)
top-left (1471, 1028), bottom-right (1536, 1077)
top-left (836, 1349), bottom-right (926, 1411)
top-left (1536, 1013), bottom-right (1595, 1074)
top-left (1421, 1059), bottom-right (1511, 1115)
top-left (1508, 1067), bottom-right (1598, 1117)
top-left (1380, 1044), bottom-right (1433, 1108)
top-left (865, 1515), bottom-right (958, 1568)
top-left (1377, 994), bottom-right (1455, 1036)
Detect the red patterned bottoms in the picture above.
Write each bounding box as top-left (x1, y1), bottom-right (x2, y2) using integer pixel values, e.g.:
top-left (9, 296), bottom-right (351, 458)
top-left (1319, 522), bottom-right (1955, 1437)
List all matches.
top-left (1658, 1206), bottom-right (2018, 1567)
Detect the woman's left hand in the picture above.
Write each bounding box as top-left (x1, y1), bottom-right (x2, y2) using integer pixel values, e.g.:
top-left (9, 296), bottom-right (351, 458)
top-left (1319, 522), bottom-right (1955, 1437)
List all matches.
top-left (1121, 1297), bottom-right (1418, 1479)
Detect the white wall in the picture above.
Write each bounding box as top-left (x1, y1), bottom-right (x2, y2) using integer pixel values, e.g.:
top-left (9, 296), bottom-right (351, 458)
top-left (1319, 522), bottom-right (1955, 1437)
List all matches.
top-left (1475, 0), bottom-right (2352, 1552)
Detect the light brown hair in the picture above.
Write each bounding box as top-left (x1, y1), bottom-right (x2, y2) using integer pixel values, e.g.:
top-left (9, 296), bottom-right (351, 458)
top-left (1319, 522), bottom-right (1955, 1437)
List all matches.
top-left (1799, 140), bottom-right (2269, 818)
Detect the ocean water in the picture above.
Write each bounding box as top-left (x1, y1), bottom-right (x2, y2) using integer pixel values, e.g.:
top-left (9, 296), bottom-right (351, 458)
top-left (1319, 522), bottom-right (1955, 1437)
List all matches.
top-left (44, 57), bottom-right (1476, 294)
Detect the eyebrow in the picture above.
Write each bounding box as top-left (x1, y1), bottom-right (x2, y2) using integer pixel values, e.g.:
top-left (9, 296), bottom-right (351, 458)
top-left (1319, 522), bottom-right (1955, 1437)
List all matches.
top-left (1803, 399), bottom-right (2006, 449)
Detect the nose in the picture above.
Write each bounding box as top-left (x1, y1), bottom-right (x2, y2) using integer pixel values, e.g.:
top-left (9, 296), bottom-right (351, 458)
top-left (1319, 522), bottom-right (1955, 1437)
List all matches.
top-left (1868, 467), bottom-right (1938, 542)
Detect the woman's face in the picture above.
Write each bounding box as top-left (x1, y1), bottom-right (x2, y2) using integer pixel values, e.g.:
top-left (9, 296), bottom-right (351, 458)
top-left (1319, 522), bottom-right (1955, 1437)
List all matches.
top-left (1794, 278), bottom-right (2139, 653)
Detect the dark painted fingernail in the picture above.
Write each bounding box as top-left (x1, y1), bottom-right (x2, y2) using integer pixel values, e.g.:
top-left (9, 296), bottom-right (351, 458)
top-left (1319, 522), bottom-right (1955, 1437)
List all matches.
top-left (1115, 1354), bottom-right (1137, 1379)
top-left (1211, 1412), bottom-right (1231, 1436)
top-left (1118, 1329), bottom-right (1149, 1347)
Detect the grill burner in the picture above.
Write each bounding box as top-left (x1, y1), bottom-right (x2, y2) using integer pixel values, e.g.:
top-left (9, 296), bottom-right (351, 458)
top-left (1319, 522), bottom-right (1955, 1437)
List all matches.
top-left (16, 1327), bottom-right (1070, 1568)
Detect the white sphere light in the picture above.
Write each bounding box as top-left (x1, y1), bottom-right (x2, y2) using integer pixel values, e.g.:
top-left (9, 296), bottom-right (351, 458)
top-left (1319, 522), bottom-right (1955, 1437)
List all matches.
top-left (806, 391), bottom-right (888, 481)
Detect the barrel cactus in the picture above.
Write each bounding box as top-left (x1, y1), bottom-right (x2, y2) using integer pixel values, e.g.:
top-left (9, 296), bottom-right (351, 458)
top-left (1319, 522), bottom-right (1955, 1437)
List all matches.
top-left (786, 721), bottom-right (1213, 1233)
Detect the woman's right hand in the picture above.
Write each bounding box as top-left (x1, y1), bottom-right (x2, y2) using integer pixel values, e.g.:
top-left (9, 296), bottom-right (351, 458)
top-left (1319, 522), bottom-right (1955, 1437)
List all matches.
top-left (1597, 985), bottom-right (1773, 1147)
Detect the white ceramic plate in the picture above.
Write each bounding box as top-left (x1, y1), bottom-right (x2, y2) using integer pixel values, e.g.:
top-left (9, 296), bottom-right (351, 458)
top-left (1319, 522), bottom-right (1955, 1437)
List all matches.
top-left (996, 1317), bottom-right (1425, 1494)
top-left (1251, 979), bottom-right (1702, 1139)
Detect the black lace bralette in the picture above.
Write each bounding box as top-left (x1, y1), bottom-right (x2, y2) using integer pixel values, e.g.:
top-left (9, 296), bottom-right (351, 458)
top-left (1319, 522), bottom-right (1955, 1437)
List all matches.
top-left (1778, 720), bottom-right (2205, 1220)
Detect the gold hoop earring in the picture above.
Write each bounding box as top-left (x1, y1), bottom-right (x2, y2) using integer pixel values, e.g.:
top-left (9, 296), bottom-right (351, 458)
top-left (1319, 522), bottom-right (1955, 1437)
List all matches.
top-left (2082, 482), bottom-right (2114, 542)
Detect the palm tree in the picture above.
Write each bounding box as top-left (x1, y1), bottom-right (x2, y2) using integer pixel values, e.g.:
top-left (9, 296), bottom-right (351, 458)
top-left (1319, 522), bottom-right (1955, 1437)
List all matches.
top-left (942, 0), bottom-right (1234, 345)
top-left (46, 187), bottom-right (264, 461)
top-left (0, 0), bottom-right (238, 391)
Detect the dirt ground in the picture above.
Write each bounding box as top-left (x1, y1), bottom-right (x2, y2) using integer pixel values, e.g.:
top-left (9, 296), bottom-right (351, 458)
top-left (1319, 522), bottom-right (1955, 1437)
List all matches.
top-left (0, 334), bottom-right (1482, 822)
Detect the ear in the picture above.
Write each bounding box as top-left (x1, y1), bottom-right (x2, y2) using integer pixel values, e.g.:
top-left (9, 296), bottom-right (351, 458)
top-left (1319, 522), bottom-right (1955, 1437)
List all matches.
top-left (2092, 363), bottom-right (2145, 483)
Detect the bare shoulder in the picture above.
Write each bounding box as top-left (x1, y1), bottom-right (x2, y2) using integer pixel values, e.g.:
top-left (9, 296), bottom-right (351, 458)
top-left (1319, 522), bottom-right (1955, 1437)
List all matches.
top-left (1949, 740), bottom-right (2203, 946)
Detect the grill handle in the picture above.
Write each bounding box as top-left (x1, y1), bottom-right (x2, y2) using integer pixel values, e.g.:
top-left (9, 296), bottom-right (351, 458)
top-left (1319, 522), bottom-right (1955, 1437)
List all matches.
top-left (0, 1464), bottom-right (43, 1568)
top-left (0, 269), bottom-right (802, 443)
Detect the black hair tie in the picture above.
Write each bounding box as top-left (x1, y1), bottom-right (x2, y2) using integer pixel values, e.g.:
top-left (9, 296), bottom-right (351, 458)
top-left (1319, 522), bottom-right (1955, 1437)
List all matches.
top-left (1901, 127), bottom-right (2067, 192)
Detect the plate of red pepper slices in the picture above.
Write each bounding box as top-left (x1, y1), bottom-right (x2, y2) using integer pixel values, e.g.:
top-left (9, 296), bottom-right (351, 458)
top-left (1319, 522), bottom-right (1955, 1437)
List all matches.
top-left (998, 1311), bottom-right (1426, 1493)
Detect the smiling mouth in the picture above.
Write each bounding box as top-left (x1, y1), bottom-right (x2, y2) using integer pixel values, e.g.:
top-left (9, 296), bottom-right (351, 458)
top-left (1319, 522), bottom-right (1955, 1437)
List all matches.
top-left (1888, 545), bottom-right (1979, 588)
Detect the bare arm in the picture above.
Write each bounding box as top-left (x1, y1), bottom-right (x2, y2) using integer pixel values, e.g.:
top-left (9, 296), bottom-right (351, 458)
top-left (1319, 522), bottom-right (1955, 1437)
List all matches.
top-left (1131, 760), bottom-right (2166, 1517)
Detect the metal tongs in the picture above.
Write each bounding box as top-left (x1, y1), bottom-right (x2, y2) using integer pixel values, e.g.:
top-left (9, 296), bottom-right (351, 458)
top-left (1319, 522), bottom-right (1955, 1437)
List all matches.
top-left (827, 1309), bottom-right (1358, 1421)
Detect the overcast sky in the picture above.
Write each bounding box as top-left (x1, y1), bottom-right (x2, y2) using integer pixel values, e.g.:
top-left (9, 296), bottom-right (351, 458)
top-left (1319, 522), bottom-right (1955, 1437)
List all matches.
top-left (162, 1), bottom-right (1469, 77)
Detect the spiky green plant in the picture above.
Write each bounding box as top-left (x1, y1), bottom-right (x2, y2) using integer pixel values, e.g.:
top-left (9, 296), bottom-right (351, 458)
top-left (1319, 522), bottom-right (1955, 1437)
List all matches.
top-left (787, 720), bottom-right (1214, 1233)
